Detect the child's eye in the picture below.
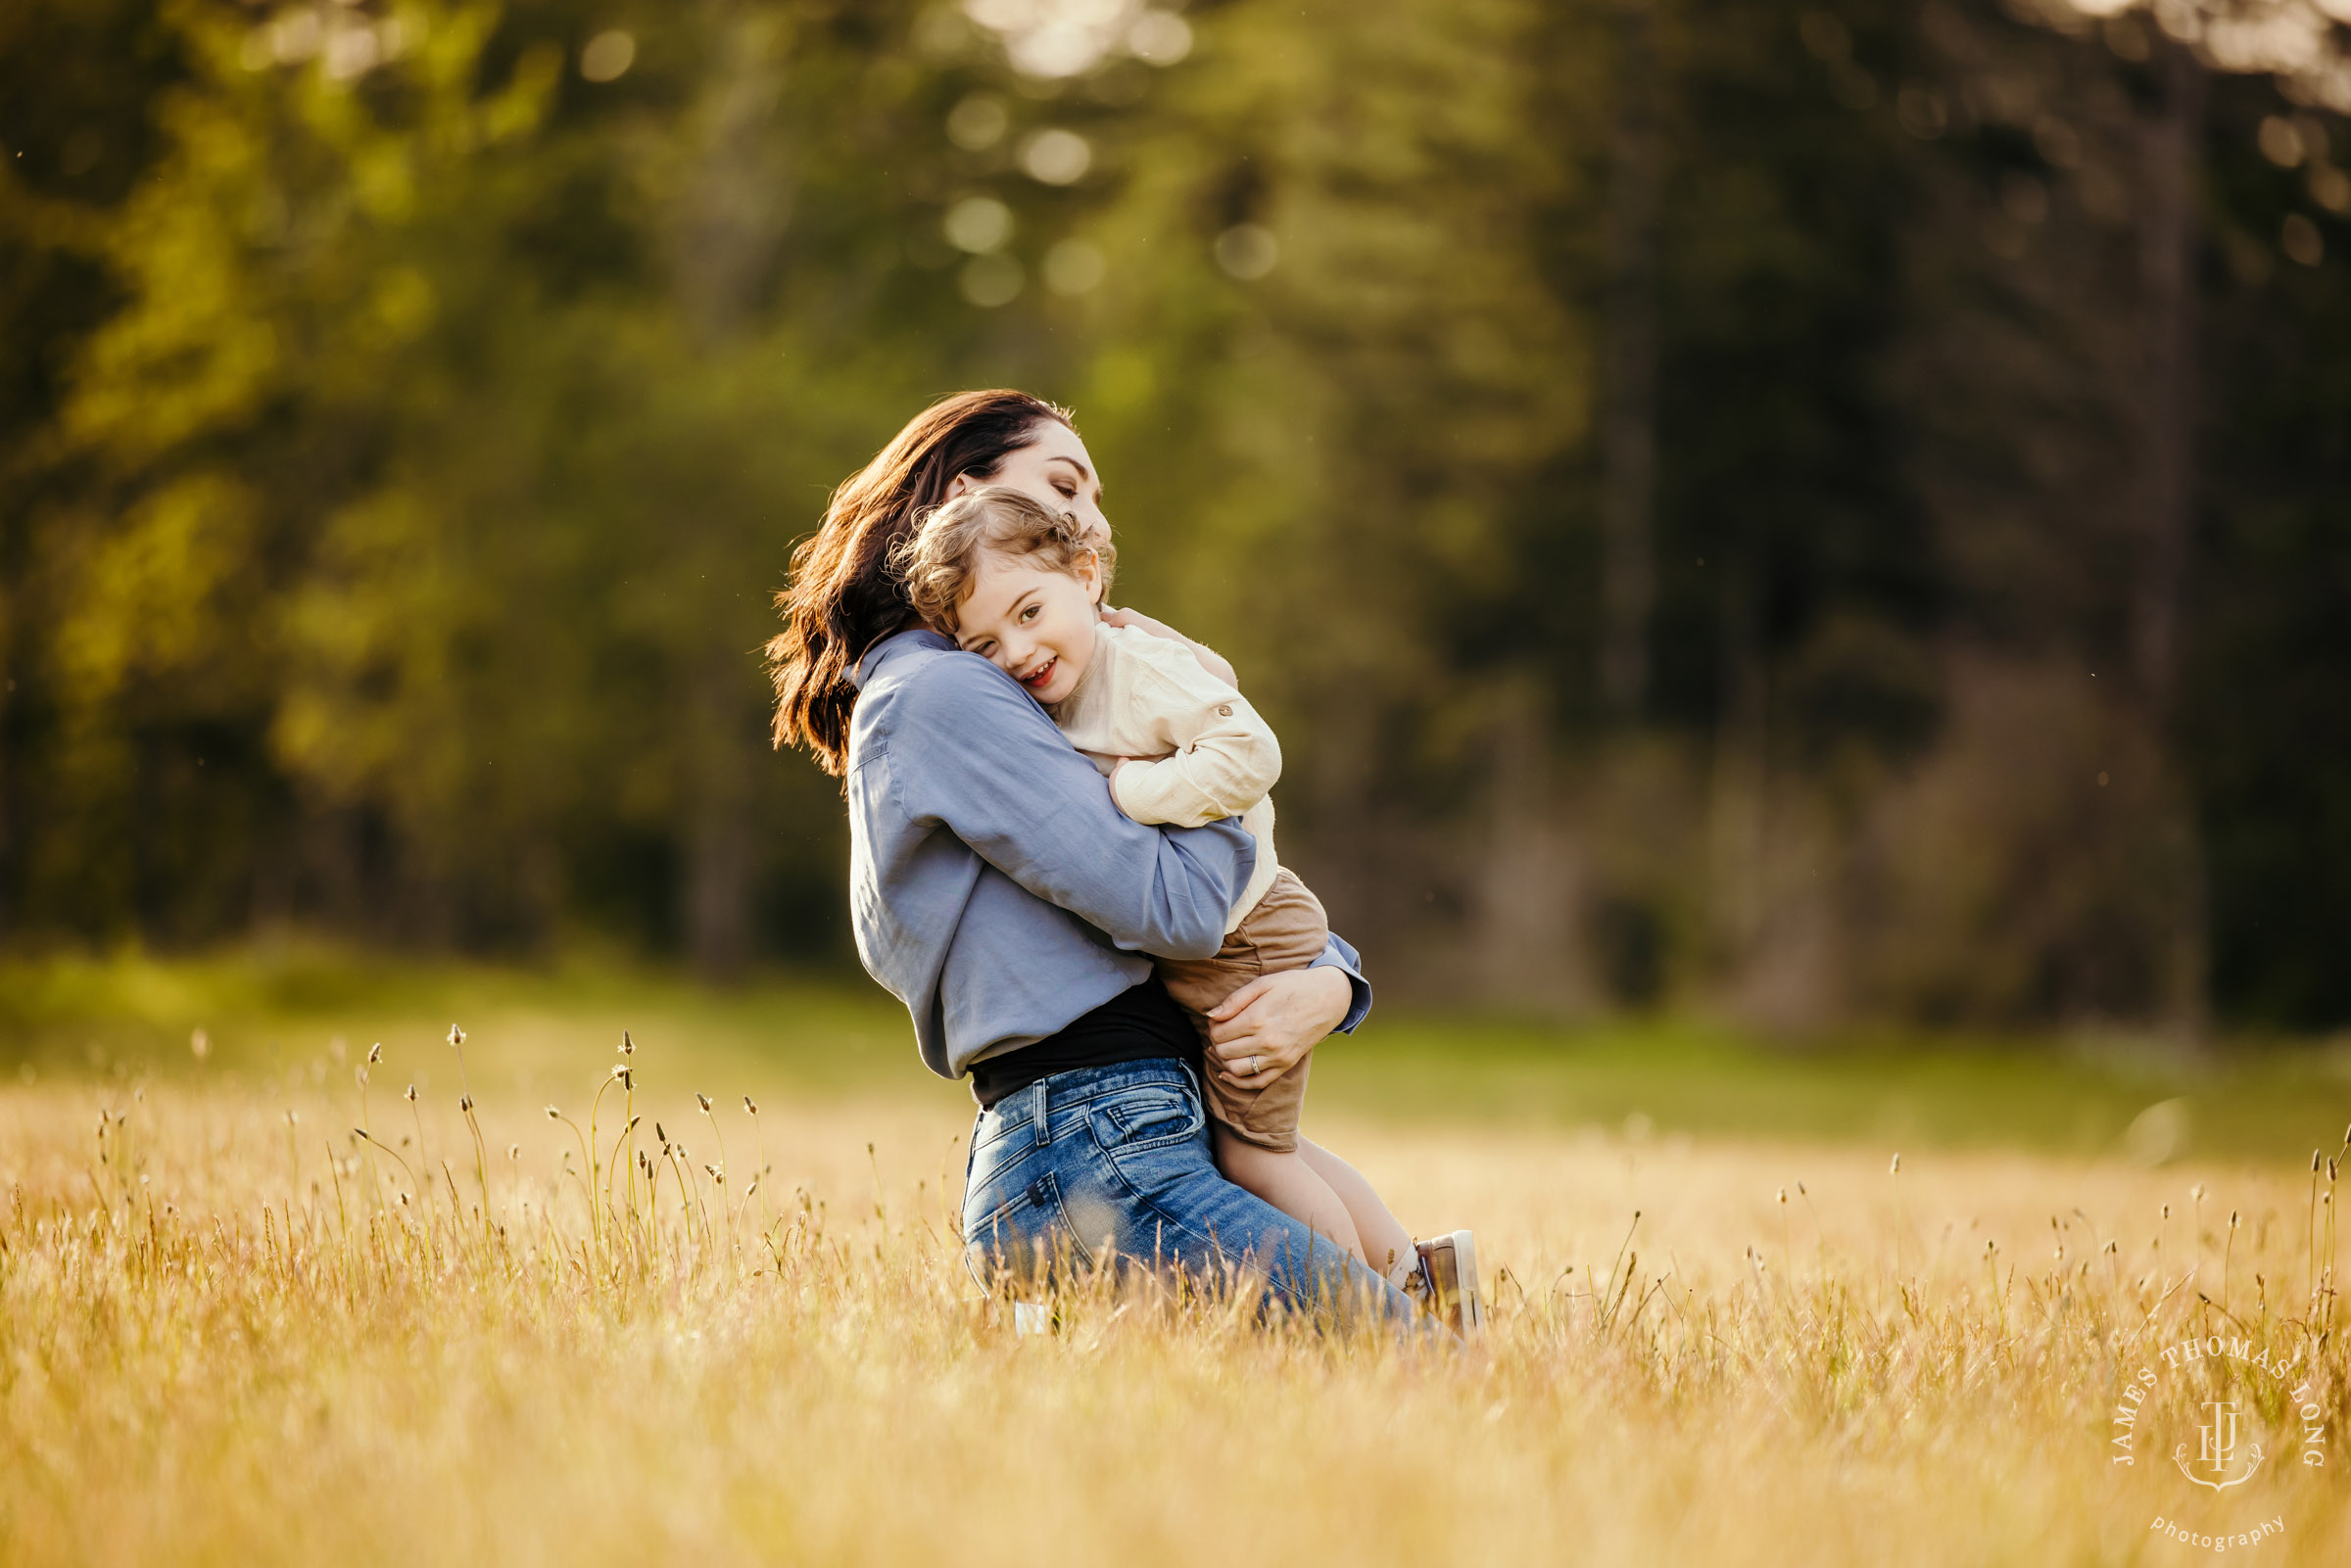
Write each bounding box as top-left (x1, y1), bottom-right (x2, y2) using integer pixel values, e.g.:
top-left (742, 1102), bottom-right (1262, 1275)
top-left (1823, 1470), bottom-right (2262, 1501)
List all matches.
top-left (1021, 605), bottom-right (1038, 622)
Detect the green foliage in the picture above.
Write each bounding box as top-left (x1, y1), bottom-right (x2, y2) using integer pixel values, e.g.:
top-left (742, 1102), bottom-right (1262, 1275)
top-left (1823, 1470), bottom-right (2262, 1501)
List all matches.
top-left (2, 0), bottom-right (2349, 1029)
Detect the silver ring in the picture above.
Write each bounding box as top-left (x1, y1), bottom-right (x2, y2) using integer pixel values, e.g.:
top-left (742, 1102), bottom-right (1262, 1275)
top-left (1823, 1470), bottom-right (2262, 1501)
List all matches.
top-left (1244, 1055), bottom-right (1259, 1076)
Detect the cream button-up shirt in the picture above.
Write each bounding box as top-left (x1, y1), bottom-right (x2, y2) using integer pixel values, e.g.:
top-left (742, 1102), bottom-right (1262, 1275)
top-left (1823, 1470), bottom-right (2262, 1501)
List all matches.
top-left (1048, 621), bottom-right (1281, 929)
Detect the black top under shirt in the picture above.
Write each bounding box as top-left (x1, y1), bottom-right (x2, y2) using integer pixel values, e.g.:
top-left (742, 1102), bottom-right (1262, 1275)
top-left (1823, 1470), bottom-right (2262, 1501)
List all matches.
top-left (967, 977), bottom-right (1202, 1109)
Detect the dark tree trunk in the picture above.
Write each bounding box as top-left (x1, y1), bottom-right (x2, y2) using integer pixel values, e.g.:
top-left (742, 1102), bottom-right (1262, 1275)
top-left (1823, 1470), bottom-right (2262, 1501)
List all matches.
top-left (1598, 0), bottom-right (1664, 721)
top-left (1475, 675), bottom-right (1591, 1012)
top-left (683, 665), bottom-right (756, 981)
top-left (2135, 37), bottom-right (2208, 1036)
top-left (1708, 544), bottom-right (1768, 971)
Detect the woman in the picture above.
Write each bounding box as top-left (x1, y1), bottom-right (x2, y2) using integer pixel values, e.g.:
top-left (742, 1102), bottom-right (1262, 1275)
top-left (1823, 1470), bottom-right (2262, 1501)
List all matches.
top-left (766, 390), bottom-right (1446, 1328)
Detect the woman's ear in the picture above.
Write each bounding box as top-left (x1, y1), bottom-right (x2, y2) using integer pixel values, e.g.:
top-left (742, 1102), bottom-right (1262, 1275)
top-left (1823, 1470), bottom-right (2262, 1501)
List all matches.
top-left (944, 471), bottom-right (978, 501)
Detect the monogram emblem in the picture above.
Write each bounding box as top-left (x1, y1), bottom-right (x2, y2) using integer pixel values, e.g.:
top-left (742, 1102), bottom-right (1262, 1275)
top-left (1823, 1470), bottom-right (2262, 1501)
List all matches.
top-left (2173, 1399), bottom-right (2264, 1492)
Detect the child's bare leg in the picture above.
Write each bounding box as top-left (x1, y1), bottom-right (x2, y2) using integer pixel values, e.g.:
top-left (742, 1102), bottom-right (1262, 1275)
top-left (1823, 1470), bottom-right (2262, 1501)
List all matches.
top-left (1296, 1137), bottom-right (1415, 1284)
top-left (1213, 1123), bottom-right (1367, 1264)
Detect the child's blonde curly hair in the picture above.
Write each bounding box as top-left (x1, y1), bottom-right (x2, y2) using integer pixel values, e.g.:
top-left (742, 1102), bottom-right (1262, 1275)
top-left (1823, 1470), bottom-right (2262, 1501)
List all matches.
top-left (891, 486), bottom-right (1117, 636)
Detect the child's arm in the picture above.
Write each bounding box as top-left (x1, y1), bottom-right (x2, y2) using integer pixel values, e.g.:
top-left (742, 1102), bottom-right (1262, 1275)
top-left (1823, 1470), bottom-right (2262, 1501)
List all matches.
top-left (1106, 654), bottom-right (1282, 829)
top-left (1099, 605), bottom-right (1237, 688)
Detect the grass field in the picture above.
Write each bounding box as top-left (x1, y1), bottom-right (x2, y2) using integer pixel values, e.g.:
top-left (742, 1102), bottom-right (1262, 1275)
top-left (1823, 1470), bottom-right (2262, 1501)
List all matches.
top-left (2, 951), bottom-right (2348, 1564)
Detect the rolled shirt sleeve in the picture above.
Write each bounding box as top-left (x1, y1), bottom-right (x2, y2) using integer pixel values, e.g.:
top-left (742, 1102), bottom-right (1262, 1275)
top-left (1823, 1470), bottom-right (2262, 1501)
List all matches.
top-left (1310, 929), bottom-right (1373, 1034)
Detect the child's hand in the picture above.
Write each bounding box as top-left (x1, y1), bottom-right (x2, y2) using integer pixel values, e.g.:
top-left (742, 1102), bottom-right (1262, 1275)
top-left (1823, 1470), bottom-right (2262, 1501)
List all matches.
top-left (1106, 758), bottom-right (1142, 817)
top-left (1100, 605), bottom-right (1239, 688)
top-left (1097, 604), bottom-right (1158, 635)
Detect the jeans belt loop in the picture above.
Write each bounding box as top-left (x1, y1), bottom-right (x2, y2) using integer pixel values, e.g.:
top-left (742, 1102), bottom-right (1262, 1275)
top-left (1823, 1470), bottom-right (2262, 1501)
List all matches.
top-left (1032, 1076), bottom-right (1050, 1147)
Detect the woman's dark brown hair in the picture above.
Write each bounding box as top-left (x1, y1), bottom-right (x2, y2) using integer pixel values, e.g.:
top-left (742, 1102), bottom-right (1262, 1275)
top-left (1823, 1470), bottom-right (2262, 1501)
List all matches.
top-left (765, 389), bottom-right (1074, 775)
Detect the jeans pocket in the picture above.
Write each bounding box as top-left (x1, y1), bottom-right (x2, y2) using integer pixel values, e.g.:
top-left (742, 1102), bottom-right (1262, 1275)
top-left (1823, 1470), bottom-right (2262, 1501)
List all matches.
top-left (1087, 1084), bottom-right (1203, 1155)
top-left (963, 1169), bottom-right (1093, 1288)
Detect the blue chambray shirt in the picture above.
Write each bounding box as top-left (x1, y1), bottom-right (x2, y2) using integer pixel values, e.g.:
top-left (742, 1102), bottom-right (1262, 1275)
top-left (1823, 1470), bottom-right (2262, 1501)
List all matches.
top-left (844, 629), bottom-right (1370, 1083)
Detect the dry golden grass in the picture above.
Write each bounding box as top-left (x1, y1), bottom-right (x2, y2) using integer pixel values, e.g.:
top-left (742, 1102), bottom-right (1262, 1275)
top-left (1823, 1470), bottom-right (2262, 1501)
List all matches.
top-left (1, 1035), bottom-right (2346, 1566)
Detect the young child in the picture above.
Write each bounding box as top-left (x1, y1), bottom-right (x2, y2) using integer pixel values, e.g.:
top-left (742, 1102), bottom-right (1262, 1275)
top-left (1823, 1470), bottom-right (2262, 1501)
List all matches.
top-left (893, 486), bottom-right (1478, 1330)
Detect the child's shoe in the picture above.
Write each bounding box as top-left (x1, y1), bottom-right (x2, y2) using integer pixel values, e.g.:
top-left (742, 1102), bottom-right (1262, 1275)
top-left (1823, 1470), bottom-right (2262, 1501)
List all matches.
top-left (1404, 1229), bottom-right (1482, 1343)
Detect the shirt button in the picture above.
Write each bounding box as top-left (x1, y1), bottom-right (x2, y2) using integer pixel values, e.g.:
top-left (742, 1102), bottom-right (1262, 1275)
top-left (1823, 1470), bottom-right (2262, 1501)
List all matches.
top-left (1217, 703), bottom-right (1233, 716)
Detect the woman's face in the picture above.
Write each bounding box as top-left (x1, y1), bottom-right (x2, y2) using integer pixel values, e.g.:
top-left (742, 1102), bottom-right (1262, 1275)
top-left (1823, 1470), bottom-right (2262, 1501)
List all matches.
top-left (949, 419), bottom-right (1109, 546)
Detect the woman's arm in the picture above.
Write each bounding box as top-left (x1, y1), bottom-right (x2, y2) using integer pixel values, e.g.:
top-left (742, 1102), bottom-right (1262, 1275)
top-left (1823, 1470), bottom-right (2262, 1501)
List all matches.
top-left (889, 652), bottom-right (1251, 960)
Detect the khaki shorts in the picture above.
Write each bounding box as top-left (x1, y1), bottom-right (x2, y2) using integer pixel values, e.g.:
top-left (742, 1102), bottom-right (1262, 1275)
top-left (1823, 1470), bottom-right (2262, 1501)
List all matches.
top-left (1155, 869), bottom-right (1330, 1154)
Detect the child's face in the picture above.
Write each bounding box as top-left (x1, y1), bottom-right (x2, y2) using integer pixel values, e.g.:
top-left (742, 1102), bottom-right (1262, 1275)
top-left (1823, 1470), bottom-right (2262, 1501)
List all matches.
top-left (953, 547), bottom-right (1102, 705)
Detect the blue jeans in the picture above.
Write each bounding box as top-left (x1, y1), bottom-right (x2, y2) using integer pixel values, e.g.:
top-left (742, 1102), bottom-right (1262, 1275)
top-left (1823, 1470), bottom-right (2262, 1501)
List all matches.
top-left (960, 1058), bottom-right (1421, 1329)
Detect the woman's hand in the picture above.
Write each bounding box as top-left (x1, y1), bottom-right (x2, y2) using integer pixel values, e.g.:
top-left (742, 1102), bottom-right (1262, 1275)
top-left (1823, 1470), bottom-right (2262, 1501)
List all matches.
top-left (1100, 605), bottom-right (1239, 689)
top-left (1203, 967), bottom-right (1352, 1089)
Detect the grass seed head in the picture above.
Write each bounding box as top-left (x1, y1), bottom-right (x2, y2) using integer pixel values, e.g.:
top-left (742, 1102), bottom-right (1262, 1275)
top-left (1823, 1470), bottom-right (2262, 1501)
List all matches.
top-left (447, 1024), bottom-right (464, 1048)
top-left (367, 1042), bottom-right (382, 1064)
top-left (544, 1105), bottom-right (559, 1119)
top-left (696, 1092), bottom-right (712, 1114)
top-left (405, 1084), bottom-right (416, 1104)
top-left (506, 1143), bottom-right (519, 1161)
top-left (1890, 1154), bottom-right (1900, 1175)
top-left (619, 1030), bottom-right (634, 1057)
top-left (744, 1096), bottom-right (757, 1116)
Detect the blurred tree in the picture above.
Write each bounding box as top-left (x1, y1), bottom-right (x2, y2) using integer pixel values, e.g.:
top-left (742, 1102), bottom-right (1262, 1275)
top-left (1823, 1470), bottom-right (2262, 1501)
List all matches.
top-left (3, 0), bottom-right (2349, 1034)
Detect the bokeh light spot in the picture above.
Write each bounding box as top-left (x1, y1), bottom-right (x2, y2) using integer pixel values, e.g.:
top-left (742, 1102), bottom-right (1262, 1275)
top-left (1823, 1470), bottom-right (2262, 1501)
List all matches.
top-left (960, 253), bottom-right (1026, 308)
top-left (1128, 12), bottom-right (1193, 67)
top-left (1214, 224), bottom-right (1278, 280)
top-left (947, 94), bottom-right (1010, 151)
top-left (2281, 213), bottom-right (2325, 266)
top-left (1043, 238), bottom-right (1106, 295)
top-left (945, 196), bottom-right (1015, 254)
top-left (581, 30), bottom-right (636, 83)
top-left (2260, 116), bottom-right (2305, 168)
top-left (1020, 129), bottom-right (1092, 185)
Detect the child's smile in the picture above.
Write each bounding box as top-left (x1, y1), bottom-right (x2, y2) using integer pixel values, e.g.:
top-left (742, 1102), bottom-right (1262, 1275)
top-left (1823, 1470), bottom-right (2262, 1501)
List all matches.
top-left (952, 548), bottom-right (1104, 707)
